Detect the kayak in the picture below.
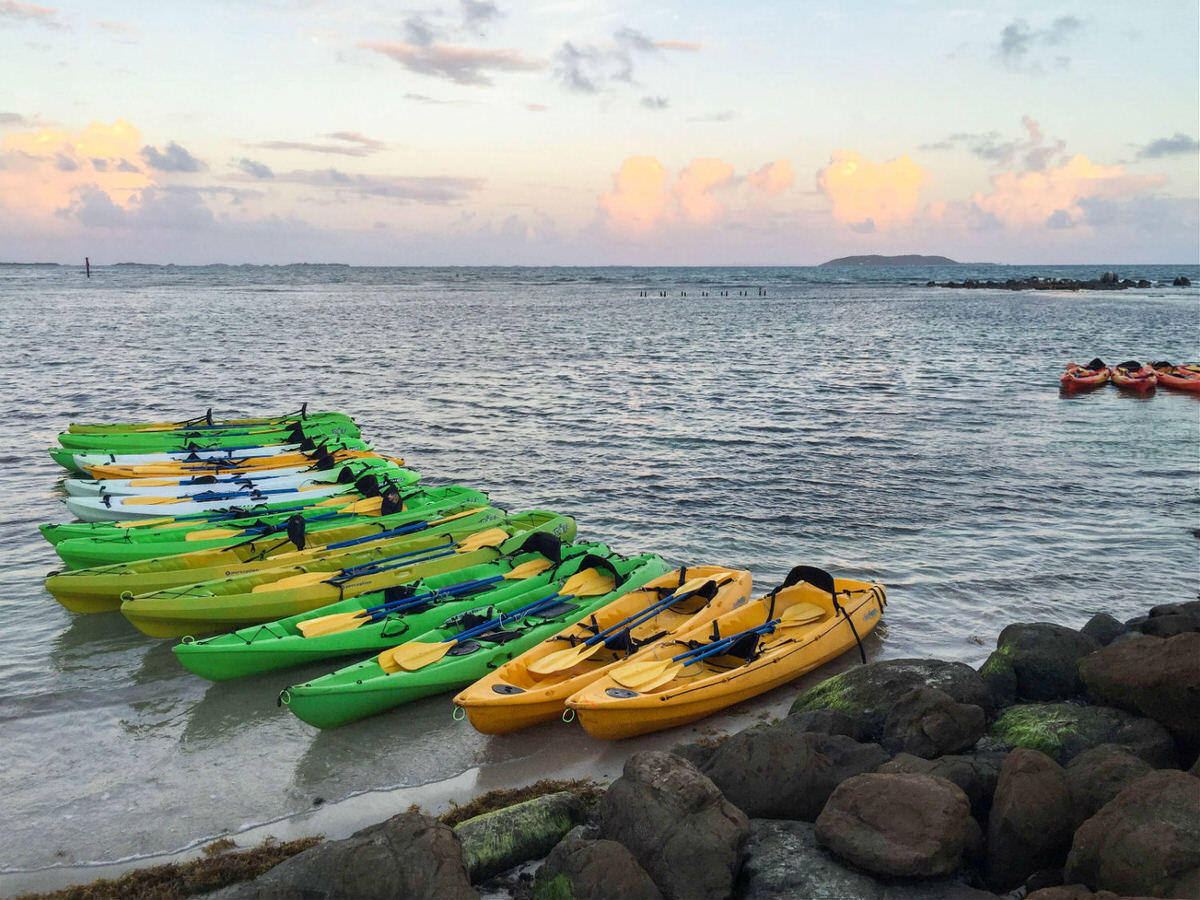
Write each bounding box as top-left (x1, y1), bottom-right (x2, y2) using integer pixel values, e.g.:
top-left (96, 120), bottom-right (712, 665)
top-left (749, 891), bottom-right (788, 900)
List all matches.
top-left (119, 511), bottom-right (575, 637)
top-left (67, 407), bottom-right (353, 434)
top-left (454, 565), bottom-right (753, 734)
top-left (51, 438), bottom-right (373, 475)
top-left (63, 467), bottom-right (419, 522)
top-left (1150, 362), bottom-right (1200, 393)
top-left (1110, 361), bottom-right (1157, 392)
top-left (62, 456), bottom-right (404, 497)
top-left (47, 504), bottom-right (504, 613)
top-left (280, 550), bottom-right (669, 729)
top-left (45, 484), bottom-right (484, 568)
top-left (174, 538), bottom-right (628, 681)
top-left (56, 418), bottom-right (359, 452)
top-left (1061, 360), bottom-right (1109, 390)
top-left (566, 566), bottom-right (886, 739)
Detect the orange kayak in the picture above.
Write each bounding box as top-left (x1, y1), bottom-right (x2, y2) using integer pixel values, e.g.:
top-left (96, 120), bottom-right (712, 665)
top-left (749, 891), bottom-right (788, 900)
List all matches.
top-left (1150, 362), bottom-right (1200, 393)
top-left (1061, 360), bottom-right (1109, 390)
top-left (1110, 361), bottom-right (1157, 392)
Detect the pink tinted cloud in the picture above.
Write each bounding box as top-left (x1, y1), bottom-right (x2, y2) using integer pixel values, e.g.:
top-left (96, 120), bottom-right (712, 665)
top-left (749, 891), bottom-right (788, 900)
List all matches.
top-left (599, 156), bottom-right (669, 233)
top-left (359, 41), bottom-right (544, 86)
top-left (675, 158), bottom-right (734, 223)
top-left (817, 150), bottom-right (928, 228)
top-left (654, 40), bottom-right (703, 51)
top-left (748, 159), bottom-right (793, 194)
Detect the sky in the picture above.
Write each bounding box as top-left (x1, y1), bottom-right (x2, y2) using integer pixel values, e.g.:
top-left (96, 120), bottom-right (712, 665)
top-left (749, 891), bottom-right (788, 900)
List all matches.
top-left (0, 0), bottom-right (1197, 265)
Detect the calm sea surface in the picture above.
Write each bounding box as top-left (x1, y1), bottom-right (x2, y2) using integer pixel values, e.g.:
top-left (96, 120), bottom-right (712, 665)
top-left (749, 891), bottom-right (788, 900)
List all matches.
top-left (1, 263), bottom-right (1197, 890)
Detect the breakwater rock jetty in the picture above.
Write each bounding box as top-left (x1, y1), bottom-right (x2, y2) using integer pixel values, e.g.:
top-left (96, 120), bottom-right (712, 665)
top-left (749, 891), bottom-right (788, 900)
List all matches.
top-left (929, 271), bottom-right (1193, 290)
top-left (36, 601), bottom-right (1200, 900)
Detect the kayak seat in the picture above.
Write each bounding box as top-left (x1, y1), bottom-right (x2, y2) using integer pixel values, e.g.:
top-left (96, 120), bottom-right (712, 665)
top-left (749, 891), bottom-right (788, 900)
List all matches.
top-left (528, 601), bottom-right (580, 621)
top-left (472, 630), bottom-right (527, 645)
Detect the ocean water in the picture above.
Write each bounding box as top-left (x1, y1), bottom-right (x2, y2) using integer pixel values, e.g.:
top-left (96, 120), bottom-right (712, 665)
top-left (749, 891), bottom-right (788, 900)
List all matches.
top-left (0, 263), bottom-right (1197, 892)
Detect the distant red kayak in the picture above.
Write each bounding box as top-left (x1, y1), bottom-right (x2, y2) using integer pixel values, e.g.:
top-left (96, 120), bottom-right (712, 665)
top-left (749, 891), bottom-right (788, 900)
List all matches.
top-left (1061, 361), bottom-right (1110, 390)
top-left (1151, 362), bottom-right (1200, 393)
top-left (1111, 361), bottom-right (1157, 392)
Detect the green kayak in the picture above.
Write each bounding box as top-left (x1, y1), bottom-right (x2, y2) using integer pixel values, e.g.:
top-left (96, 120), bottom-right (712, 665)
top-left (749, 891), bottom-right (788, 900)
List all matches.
top-left (280, 549), bottom-right (669, 728)
top-left (44, 475), bottom-right (439, 568)
top-left (119, 511), bottom-right (575, 638)
top-left (67, 407), bottom-right (354, 434)
top-left (48, 502), bottom-right (505, 613)
top-left (173, 537), bottom-right (620, 681)
top-left (57, 417), bottom-right (359, 452)
top-left (48, 437), bottom-right (373, 475)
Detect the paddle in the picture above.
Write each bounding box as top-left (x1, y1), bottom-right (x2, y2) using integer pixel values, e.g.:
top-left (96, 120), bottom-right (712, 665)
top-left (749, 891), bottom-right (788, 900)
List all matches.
top-left (296, 557), bottom-right (554, 637)
top-left (610, 618), bottom-right (784, 691)
top-left (249, 527), bottom-right (511, 593)
top-left (386, 567), bottom-right (617, 673)
top-left (526, 575), bottom-right (722, 675)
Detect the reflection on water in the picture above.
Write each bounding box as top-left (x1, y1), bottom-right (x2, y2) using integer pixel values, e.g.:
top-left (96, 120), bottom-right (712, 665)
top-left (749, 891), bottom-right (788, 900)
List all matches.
top-left (0, 263), bottom-right (1197, 879)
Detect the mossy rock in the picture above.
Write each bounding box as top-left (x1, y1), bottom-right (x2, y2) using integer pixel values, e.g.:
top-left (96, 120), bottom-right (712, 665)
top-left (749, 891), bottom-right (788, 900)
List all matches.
top-left (455, 791), bottom-right (585, 884)
top-left (989, 703), bottom-right (1177, 766)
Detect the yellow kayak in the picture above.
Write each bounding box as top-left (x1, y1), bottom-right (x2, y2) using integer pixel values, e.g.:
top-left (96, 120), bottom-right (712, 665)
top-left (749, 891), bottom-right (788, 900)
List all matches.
top-left (565, 566), bottom-right (886, 739)
top-left (453, 565), bottom-right (752, 734)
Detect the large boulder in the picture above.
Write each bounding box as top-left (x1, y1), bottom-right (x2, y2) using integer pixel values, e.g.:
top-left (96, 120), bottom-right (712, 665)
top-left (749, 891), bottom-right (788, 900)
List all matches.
top-left (985, 748), bottom-right (1074, 892)
top-left (1064, 770), bottom-right (1200, 898)
top-left (737, 819), bottom-right (886, 900)
top-left (455, 791), bottom-right (585, 883)
top-left (600, 751), bottom-right (748, 900)
top-left (988, 702), bottom-right (1177, 766)
top-left (1079, 613), bottom-right (1126, 646)
top-left (877, 751), bottom-right (1006, 818)
top-left (1028, 888), bottom-right (1160, 900)
top-left (1078, 632), bottom-right (1200, 753)
top-left (532, 826), bottom-right (662, 900)
top-left (209, 811), bottom-right (476, 900)
top-left (814, 773), bottom-right (974, 878)
top-left (1064, 744), bottom-right (1153, 827)
top-left (880, 686), bottom-right (986, 758)
top-left (981, 624), bottom-right (1099, 704)
top-left (791, 659), bottom-right (993, 740)
top-left (699, 721), bottom-right (889, 820)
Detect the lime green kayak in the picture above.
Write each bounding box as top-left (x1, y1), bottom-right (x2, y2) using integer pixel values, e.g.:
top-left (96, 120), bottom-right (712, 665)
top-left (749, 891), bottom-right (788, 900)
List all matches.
top-left (280, 550), bottom-right (669, 728)
top-left (67, 407), bottom-right (352, 434)
top-left (119, 511), bottom-right (575, 638)
top-left (173, 538), bottom-right (619, 681)
top-left (45, 476), bottom-right (441, 568)
top-left (57, 417), bottom-right (359, 452)
top-left (49, 437), bottom-right (373, 475)
top-left (47, 503), bottom-right (505, 613)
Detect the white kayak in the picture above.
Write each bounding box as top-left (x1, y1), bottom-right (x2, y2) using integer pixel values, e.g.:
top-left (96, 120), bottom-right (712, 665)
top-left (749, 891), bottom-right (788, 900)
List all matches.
top-left (61, 460), bottom-right (399, 498)
top-left (64, 481), bottom-right (358, 522)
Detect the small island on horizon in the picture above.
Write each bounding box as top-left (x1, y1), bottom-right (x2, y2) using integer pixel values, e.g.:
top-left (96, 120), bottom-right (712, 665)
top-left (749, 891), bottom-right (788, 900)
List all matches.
top-left (819, 254), bottom-right (967, 267)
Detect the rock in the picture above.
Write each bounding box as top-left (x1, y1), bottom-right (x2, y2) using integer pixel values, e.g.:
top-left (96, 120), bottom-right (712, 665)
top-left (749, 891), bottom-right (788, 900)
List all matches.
top-left (791, 658), bottom-right (993, 740)
top-left (700, 723), bottom-right (889, 820)
top-left (979, 649), bottom-right (1017, 709)
top-left (1138, 613), bottom-right (1200, 637)
top-left (1078, 632), bottom-right (1200, 753)
top-left (880, 686), bottom-right (986, 758)
top-left (1148, 600), bottom-right (1200, 617)
top-left (532, 826), bottom-right (662, 900)
top-left (1080, 613), bottom-right (1126, 646)
top-left (737, 818), bottom-right (886, 900)
top-left (455, 791), bottom-right (585, 883)
top-left (208, 811), bottom-right (476, 899)
top-left (877, 751), bottom-right (1006, 818)
top-left (985, 748), bottom-right (1074, 892)
top-left (988, 702), bottom-right (1177, 767)
top-left (1174, 275), bottom-right (1191, 286)
top-left (1064, 770), bottom-right (1200, 898)
top-left (992, 623), bottom-right (1099, 702)
top-left (670, 740), bottom-right (720, 772)
top-left (787, 708), bottom-right (871, 741)
top-left (814, 773), bottom-right (973, 878)
top-left (1064, 744), bottom-right (1153, 827)
top-left (600, 751), bottom-right (748, 900)
top-left (1137, 280), bottom-right (1152, 288)
top-left (1027, 887), bottom-right (1157, 900)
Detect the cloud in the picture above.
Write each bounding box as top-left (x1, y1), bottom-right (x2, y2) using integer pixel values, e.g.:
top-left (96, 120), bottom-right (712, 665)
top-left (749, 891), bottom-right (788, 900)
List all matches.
top-left (969, 154), bottom-right (1166, 228)
top-left (1136, 132), bottom-right (1200, 159)
top-left (688, 111), bottom-right (735, 122)
top-left (998, 16), bottom-right (1083, 70)
top-left (323, 131), bottom-right (386, 152)
top-left (251, 132), bottom-right (385, 157)
top-left (94, 19), bottom-right (135, 32)
top-left (921, 117), bottom-right (1065, 171)
top-left (599, 156), bottom-right (669, 233)
top-left (554, 26), bottom-right (699, 93)
top-left (360, 40), bottom-right (543, 86)
top-left (269, 168), bottom-right (484, 203)
top-left (817, 150), bottom-right (928, 228)
top-left (654, 40), bottom-right (702, 52)
top-left (640, 96), bottom-right (668, 110)
top-left (141, 141), bottom-right (206, 172)
top-left (674, 159), bottom-right (734, 223)
top-left (0, 1), bottom-right (61, 27)
top-left (403, 14), bottom-right (436, 46)
top-left (461, 0), bottom-right (499, 29)
top-left (525, 103), bottom-right (547, 112)
top-left (238, 158), bottom-right (273, 179)
top-left (747, 160), bottom-right (793, 194)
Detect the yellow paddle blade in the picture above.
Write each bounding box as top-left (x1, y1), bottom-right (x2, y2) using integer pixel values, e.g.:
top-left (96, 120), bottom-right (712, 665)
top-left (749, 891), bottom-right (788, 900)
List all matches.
top-left (430, 506), bottom-right (490, 525)
top-left (251, 569), bottom-right (331, 593)
top-left (121, 495), bottom-right (186, 505)
top-left (131, 478), bottom-right (183, 487)
top-left (527, 575), bottom-right (715, 676)
top-left (186, 527), bottom-right (245, 541)
top-left (325, 495), bottom-right (374, 510)
top-left (455, 528), bottom-right (510, 552)
top-left (298, 610), bottom-right (366, 638)
top-left (558, 567), bottom-right (616, 598)
top-left (505, 557), bottom-right (554, 579)
top-left (779, 602), bottom-right (826, 627)
top-left (622, 662), bottom-right (688, 693)
top-left (609, 657), bottom-right (679, 689)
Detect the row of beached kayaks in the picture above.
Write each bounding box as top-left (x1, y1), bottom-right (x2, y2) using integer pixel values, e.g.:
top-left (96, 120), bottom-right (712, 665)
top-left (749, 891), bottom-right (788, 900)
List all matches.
top-left (43, 407), bottom-right (886, 740)
top-left (1061, 359), bottom-right (1200, 392)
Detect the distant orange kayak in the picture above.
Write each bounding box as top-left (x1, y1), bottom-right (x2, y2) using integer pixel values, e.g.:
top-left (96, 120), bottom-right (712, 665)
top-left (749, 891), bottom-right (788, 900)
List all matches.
top-left (1151, 362), bottom-right (1200, 393)
top-left (1061, 360), bottom-right (1109, 390)
top-left (1111, 361), bottom-right (1157, 392)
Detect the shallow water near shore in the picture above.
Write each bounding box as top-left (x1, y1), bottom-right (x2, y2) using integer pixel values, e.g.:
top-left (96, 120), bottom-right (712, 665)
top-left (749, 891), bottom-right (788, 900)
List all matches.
top-left (0, 263), bottom-right (1197, 893)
